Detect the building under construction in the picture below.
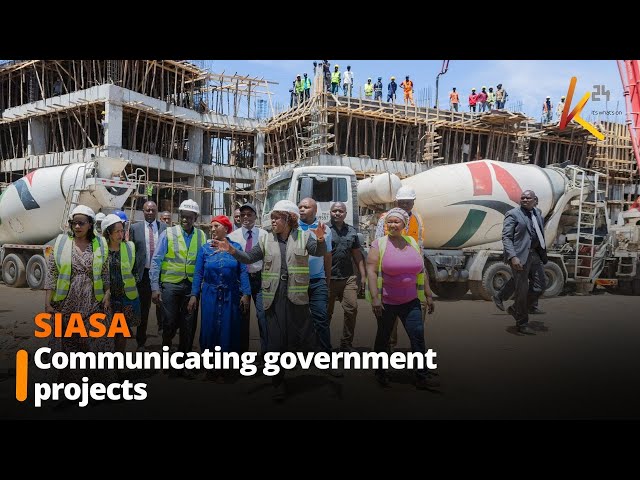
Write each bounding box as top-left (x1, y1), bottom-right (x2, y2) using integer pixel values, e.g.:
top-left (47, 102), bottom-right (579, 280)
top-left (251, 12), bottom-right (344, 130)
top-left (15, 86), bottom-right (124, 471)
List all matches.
top-left (1, 60), bottom-right (638, 225)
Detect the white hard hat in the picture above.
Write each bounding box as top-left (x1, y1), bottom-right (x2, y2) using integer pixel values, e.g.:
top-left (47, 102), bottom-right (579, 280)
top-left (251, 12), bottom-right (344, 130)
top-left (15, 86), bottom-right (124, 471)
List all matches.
top-left (179, 199), bottom-right (200, 215)
top-left (95, 212), bottom-right (106, 222)
top-left (69, 205), bottom-right (95, 221)
top-left (396, 186), bottom-right (417, 200)
top-left (272, 200), bottom-right (300, 218)
top-left (101, 214), bottom-right (123, 233)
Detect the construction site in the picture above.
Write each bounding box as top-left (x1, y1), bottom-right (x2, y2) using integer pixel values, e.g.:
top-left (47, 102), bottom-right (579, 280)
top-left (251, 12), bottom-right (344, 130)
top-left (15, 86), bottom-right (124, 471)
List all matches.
top-left (1, 59), bottom-right (638, 226)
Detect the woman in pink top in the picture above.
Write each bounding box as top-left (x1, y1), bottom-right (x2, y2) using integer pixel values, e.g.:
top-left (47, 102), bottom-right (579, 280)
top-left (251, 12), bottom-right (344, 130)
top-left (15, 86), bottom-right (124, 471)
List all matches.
top-left (366, 208), bottom-right (438, 390)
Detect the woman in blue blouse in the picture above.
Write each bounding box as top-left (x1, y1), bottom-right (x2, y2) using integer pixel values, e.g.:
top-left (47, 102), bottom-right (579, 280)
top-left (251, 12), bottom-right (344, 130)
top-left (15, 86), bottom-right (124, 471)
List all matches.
top-left (188, 215), bottom-right (251, 374)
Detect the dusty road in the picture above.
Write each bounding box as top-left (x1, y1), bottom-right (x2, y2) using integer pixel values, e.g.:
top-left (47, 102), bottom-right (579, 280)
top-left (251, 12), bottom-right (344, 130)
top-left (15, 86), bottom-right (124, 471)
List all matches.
top-left (1, 282), bottom-right (639, 420)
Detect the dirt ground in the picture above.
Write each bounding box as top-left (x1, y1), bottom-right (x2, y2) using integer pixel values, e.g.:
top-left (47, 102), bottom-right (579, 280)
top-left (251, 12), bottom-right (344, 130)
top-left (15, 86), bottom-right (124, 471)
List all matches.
top-left (1, 282), bottom-right (639, 420)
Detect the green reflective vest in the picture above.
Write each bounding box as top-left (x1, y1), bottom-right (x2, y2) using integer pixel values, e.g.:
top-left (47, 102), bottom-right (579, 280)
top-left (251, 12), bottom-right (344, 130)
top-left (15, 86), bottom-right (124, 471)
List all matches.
top-left (52, 234), bottom-right (108, 302)
top-left (160, 225), bottom-right (206, 284)
top-left (119, 241), bottom-right (138, 300)
top-left (259, 229), bottom-right (310, 310)
top-left (331, 71), bottom-right (341, 84)
top-left (364, 82), bottom-right (374, 96)
top-left (366, 235), bottom-right (426, 303)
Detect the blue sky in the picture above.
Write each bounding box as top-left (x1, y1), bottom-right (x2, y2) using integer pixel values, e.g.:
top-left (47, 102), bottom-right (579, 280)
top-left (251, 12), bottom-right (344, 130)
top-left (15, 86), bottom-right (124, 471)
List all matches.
top-left (202, 60), bottom-right (626, 124)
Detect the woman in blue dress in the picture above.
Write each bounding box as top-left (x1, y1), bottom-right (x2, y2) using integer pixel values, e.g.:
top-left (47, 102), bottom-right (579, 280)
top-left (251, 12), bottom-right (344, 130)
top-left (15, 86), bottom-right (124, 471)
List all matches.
top-left (188, 215), bottom-right (250, 379)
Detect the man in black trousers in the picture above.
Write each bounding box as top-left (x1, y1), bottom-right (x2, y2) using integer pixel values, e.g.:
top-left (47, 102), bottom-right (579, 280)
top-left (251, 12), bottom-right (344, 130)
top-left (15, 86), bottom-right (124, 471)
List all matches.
top-left (502, 190), bottom-right (548, 334)
top-left (129, 200), bottom-right (167, 350)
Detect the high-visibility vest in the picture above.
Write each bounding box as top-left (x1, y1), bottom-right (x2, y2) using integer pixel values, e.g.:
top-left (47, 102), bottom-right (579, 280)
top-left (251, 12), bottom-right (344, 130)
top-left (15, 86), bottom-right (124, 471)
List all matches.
top-left (364, 83), bottom-right (374, 96)
top-left (366, 235), bottom-right (426, 303)
top-left (52, 234), bottom-right (108, 302)
top-left (331, 71), bottom-right (340, 83)
top-left (160, 226), bottom-right (206, 284)
top-left (259, 229), bottom-right (310, 310)
top-left (119, 241), bottom-right (138, 300)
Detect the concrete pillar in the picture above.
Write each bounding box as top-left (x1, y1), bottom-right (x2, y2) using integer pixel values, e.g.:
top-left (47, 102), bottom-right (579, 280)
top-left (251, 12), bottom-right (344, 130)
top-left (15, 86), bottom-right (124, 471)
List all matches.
top-left (188, 126), bottom-right (204, 164)
top-left (104, 101), bottom-right (123, 148)
top-left (28, 117), bottom-right (47, 155)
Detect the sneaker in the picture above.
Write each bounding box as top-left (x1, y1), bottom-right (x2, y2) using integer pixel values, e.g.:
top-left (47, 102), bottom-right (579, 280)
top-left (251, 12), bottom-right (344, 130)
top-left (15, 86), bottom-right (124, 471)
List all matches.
top-left (492, 295), bottom-right (505, 312)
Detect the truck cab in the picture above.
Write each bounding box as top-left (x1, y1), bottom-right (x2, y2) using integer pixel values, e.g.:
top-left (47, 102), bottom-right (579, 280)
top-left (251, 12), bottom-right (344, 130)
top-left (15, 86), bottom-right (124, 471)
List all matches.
top-left (262, 166), bottom-right (358, 229)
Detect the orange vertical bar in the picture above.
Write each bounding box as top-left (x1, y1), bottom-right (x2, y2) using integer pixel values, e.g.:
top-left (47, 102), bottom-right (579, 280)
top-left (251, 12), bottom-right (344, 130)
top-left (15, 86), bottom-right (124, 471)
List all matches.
top-left (16, 349), bottom-right (28, 402)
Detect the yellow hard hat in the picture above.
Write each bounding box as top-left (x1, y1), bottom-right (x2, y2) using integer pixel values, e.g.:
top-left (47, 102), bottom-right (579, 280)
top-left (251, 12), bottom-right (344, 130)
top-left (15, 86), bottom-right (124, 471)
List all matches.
top-left (335, 64), bottom-right (339, 68)
top-left (391, 76), bottom-right (396, 80)
top-left (561, 96), bottom-right (566, 100)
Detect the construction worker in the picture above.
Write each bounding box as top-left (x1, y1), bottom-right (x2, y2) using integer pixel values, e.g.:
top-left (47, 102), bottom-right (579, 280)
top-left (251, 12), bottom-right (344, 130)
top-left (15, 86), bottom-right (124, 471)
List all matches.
top-left (113, 209), bottom-right (130, 241)
top-left (400, 75), bottom-right (415, 106)
top-left (322, 60), bottom-right (331, 92)
top-left (556, 96), bottom-right (566, 121)
top-left (487, 87), bottom-right (496, 110)
top-left (331, 65), bottom-right (341, 95)
top-left (469, 88), bottom-right (478, 112)
top-left (95, 212), bottom-right (106, 236)
top-left (543, 96), bottom-right (553, 123)
top-left (364, 78), bottom-right (374, 99)
top-left (150, 199), bottom-right (207, 377)
top-left (374, 186), bottom-right (425, 351)
top-left (303, 73), bottom-right (312, 101)
top-left (374, 77), bottom-right (383, 101)
top-left (478, 86), bottom-right (488, 112)
top-left (449, 87), bottom-right (460, 111)
top-left (343, 65), bottom-right (354, 97)
top-left (294, 75), bottom-right (304, 105)
top-left (387, 76), bottom-right (398, 103)
top-left (495, 83), bottom-right (508, 109)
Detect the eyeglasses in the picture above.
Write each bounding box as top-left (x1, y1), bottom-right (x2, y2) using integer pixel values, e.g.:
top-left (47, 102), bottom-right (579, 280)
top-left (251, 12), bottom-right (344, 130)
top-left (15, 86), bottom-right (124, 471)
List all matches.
top-left (70, 220), bottom-right (89, 227)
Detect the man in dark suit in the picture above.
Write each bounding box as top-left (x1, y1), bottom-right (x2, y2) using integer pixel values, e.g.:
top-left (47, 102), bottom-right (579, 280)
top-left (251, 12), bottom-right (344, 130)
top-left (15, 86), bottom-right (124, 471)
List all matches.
top-left (493, 196), bottom-right (545, 314)
top-left (502, 190), bottom-right (547, 335)
top-left (129, 201), bottom-right (167, 350)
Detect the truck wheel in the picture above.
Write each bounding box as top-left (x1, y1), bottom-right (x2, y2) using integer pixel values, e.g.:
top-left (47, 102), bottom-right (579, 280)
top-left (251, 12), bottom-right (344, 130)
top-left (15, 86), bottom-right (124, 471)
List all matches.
top-left (432, 282), bottom-right (469, 300)
top-left (480, 262), bottom-right (512, 301)
top-left (2, 254), bottom-right (27, 288)
top-left (541, 262), bottom-right (564, 298)
top-left (26, 255), bottom-right (47, 290)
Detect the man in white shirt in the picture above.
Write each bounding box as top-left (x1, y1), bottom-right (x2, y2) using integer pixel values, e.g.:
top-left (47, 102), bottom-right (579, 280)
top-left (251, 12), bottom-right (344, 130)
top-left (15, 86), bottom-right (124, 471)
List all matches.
top-left (228, 203), bottom-right (268, 353)
top-left (343, 65), bottom-right (354, 97)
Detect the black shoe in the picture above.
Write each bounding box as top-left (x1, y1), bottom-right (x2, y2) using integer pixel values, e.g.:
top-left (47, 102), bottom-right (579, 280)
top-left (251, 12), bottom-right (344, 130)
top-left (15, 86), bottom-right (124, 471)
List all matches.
top-left (518, 325), bottom-right (536, 335)
top-left (415, 374), bottom-right (441, 389)
top-left (529, 306), bottom-right (546, 314)
top-left (493, 295), bottom-right (505, 311)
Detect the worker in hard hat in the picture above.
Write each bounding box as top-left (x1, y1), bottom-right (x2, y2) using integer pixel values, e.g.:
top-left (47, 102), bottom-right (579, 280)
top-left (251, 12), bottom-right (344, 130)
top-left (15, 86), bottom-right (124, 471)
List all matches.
top-left (374, 77), bottom-right (383, 101)
top-left (101, 213), bottom-right (141, 354)
top-left (95, 212), bottom-right (106, 236)
top-left (331, 64), bottom-right (341, 95)
top-left (486, 87), bottom-right (496, 111)
top-left (44, 205), bottom-right (114, 387)
top-left (364, 78), bottom-right (374, 99)
top-left (113, 209), bottom-right (130, 240)
top-left (294, 75), bottom-right (304, 106)
top-left (366, 207), bottom-right (438, 390)
top-left (343, 65), bottom-right (354, 97)
top-left (400, 75), bottom-right (415, 106)
top-left (556, 95), bottom-right (566, 122)
top-left (129, 200), bottom-right (167, 351)
top-left (302, 72), bottom-right (312, 101)
top-left (495, 83), bottom-right (508, 109)
top-left (150, 198), bottom-right (207, 377)
top-left (387, 76), bottom-right (398, 103)
top-left (374, 186), bottom-right (426, 351)
top-left (542, 96), bottom-right (553, 123)
top-left (212, 199), bottom-right (328, 401)
top-left (469, 88), bottom-right (478, 113)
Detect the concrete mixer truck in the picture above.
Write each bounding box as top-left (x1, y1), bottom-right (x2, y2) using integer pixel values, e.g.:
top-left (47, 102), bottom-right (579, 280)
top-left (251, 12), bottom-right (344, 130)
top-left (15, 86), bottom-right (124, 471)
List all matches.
top-left (261, 159), bottom-right (635, 300)
top-left (0, 157), bottom-right (141, 289)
